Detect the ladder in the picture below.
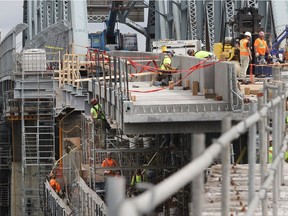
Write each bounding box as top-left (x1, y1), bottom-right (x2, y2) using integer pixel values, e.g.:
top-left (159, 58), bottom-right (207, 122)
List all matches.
top-left (20, 58), bottom-right (55, 215)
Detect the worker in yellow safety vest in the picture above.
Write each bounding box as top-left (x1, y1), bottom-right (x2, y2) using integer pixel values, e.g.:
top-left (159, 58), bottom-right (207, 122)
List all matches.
top-left (268, 136), bottom-right (288, 163)
top-left (155, 51), bottom-right (175, 86)
top-left (187, 49), bottom-right (215, 59)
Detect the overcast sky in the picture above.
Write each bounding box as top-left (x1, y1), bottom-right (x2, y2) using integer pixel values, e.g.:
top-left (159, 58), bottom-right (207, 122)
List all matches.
top-left (0, 1), bottom-right (23, 40)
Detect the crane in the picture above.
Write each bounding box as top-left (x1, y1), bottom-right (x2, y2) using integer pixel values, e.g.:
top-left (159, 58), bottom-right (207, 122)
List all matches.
top-left (88, 1), bottom-right (138, 51)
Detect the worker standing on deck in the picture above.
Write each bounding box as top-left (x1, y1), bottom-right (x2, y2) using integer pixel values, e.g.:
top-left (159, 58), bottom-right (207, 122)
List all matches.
top-left (254, 31), bottom-right (271, 64)
top-left (101, 152), bottom-right (117, 176)
top-left (187, 49), bottom-right (215, 59)
top-left (239, 32), bottom-right (252, 80)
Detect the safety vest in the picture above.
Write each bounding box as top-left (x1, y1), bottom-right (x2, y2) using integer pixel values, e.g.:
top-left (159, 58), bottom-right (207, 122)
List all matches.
top-left (131, 174), bottom-right (144, 186)
top-left (91, 104), bottom-right (105, 120)
top-left (269, 146), bottom-right (288, 163)
top-left (160, 55), bottom-right (172, 70)
top-left (240, 38), bottom-right (250, 56)
top-left (194, 50), bottom-right (212, 59)
top-left (102, 158), bottom-right (117, 176)
top-left (254, 38), bottom-right (267, 55)
top-left (50, 179), bottom-right (60, 193)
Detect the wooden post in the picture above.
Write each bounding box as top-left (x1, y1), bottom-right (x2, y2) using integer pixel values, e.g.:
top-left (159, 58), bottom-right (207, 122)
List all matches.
top-left (192, 81), bottom-right (199, 95)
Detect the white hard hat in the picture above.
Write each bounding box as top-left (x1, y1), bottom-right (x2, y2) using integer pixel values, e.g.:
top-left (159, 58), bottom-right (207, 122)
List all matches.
top-left (244, 31), bottom-right (252, 37)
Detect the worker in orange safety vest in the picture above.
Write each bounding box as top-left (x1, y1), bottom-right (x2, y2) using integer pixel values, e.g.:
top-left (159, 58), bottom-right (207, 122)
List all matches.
top-left (254, 31), bottom-right (271, 64)
top-left (101, 152), bottom-right (117, 176)
top-left (239, 31), bottom-right (252, 79)
top-left (49, 173), bottom-right (61, 193)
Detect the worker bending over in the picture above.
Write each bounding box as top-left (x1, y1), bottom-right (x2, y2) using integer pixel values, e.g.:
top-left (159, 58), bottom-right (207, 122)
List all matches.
top-left (49, 173), bottom-right (61, 194)
top-left (187, 49), bottom-right (215, 59)
top-left (155, 51), bottom-right (175, 86)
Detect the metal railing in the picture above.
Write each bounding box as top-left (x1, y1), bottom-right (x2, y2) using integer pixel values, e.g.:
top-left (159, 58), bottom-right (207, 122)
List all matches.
top-left (44, 181), bottom-right (72, 216)
top-left (108, 80), bottom-right (288, 216)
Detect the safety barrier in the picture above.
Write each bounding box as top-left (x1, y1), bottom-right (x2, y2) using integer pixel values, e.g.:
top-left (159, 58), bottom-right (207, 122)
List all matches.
top-left (44, 181), bottom-right (72, 216)
top-left (107, 80), bottom-right (288, 215)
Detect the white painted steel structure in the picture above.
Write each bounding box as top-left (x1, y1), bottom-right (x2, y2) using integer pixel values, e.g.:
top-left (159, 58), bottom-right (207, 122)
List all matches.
top-left (113, 80), bottom-right (288, 215)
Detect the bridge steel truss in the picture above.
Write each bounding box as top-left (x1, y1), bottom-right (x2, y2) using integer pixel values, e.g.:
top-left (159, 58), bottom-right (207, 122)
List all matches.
top-left (21, 0), bottom-right (284, 53)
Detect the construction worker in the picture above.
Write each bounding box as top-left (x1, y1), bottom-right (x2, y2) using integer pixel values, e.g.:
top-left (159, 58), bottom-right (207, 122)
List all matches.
top-left (49, 173), bottom-right (61, 194)
top-left (254, 31), bottom-right (271, 64)
top-left (127, 169), bottom-right (145, 196)
top-left (187, 49), bottom-right (215, 59)
top-left (268, 136), bottom-right (288, 163)
top-left (90, 98), bottom-right (111, 130)
top-left (90, 98), bottom-right (111, 148)
top-left (130, 169), bottom-right (145, 187)
top-left (239, 32), bottom-right (252, 79)
top-left (155, 50), bottom-right (175, 86)
top-left (101, 152), bottom-right (117, 176)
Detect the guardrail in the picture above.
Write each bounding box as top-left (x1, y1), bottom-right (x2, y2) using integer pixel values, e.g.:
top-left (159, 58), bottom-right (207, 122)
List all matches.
top-left (44, 181), bottom-right (72, 216)
top-left (106, 80), bottom-right (288, 216)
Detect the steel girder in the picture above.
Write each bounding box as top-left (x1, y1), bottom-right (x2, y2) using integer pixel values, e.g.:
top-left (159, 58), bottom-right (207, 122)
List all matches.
top-left (225, 0), bottom-right (235, 37)
top-left (23, 0), bottom-right (70, 46)
top-left (188, 0), bottom-right (198, 40)
top-left (205, 0), bottom-right (215, 51)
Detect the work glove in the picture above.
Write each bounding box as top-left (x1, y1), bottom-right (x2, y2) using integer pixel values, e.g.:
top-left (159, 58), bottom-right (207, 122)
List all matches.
top-left (255, 53), bottom-right (259, 57)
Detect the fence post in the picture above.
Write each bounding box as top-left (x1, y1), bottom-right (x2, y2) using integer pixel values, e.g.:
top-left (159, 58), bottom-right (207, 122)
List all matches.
top-left (258, 95), bottom-right (268, 216)
top-left (221, 116), bottom-right (231, 216)
top-left (248, 102), bottom-right (257, 203)
top-left (272, 86), bottom-right (279, 215)
top-left (279, 84), bottom-right (285, 185)
top-left (192, 134), bottom-right (205, 216)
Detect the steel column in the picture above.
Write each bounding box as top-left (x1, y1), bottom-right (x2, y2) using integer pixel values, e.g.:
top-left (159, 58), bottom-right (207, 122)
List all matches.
top-left (192, 134), bottom-right (205, 216)
top-left (272, 86), bottom-right (279, 215)
top-left (221, 116), bottom-right (231, 216)
top-left (258, 96), bottom-right (268, 216)
top-left (248, 102), bottom-right (257, 203)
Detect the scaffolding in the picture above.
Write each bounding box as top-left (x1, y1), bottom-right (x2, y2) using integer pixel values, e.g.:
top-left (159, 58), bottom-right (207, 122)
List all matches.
top-left (12, 50), bottom-right (57, 215)
top-left (0, 114), bottom-right (11, 215)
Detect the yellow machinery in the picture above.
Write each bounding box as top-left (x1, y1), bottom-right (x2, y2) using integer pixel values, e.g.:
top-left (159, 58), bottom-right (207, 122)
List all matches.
top-left (213, 37), bottom-right (238, 61)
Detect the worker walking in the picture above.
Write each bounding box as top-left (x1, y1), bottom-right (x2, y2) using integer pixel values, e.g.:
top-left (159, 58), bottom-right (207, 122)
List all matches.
top-left (239, 31), bottom-right (252, 79)
top-left (254, 31), bottom-right (271, 64)
top-left (101, 152), bottom-right (117, 176)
